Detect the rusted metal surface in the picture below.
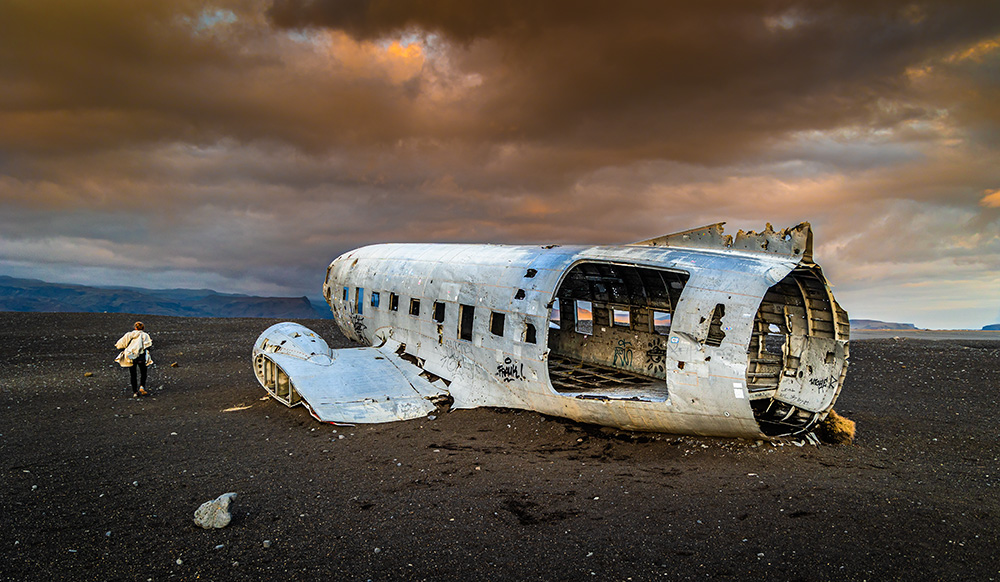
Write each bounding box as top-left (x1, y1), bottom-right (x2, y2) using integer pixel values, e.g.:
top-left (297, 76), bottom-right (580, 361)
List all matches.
top-left (252, 223), bottom-right (849, 438)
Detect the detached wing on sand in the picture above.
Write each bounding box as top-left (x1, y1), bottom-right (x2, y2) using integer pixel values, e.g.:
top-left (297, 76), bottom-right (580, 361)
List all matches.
top-left (252, 322), bottom-right (450, 424)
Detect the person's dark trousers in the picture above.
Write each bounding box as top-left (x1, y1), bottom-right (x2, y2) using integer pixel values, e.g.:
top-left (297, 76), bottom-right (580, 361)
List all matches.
top-left (129, 356), bottom-right (148, 393)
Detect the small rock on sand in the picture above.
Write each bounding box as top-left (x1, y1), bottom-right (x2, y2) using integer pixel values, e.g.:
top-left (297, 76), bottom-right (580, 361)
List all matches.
top-left (193, 492), bottom-right (238, 529)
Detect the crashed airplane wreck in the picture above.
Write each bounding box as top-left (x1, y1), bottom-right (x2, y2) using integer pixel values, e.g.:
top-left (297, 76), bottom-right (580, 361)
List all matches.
top-left (253, 223), bottom-right (849, 439)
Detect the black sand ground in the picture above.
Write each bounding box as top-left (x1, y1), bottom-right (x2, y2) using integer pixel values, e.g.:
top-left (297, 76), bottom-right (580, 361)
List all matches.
top-left (1, 312), bottom-right (998, 581)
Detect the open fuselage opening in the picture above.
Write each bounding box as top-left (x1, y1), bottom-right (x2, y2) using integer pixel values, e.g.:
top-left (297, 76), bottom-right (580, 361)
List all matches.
top-left (747, 265), bottom-right (849, 436)
top-left (547, 262), bottom-right (689, 402)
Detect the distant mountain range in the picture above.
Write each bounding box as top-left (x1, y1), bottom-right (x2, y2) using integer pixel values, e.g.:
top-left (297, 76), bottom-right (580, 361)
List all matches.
top-left (0, 276), bottom-right (332, 319)
top-left (852, 319), bottom-right (1000, 331)
top-left (848, 319), bottom-right (920, 331)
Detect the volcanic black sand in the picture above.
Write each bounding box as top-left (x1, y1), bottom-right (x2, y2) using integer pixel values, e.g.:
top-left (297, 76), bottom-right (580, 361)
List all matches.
top-left (1, 312), bottom-right (998, 581)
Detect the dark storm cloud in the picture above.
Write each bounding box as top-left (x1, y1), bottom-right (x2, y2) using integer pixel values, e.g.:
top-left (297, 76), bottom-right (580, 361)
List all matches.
top-left (267, 0), bottom-right (1000, 161)
top-left (0, 0), bottom-right (428, 161)
top-left (2, 0), bottom-right (995, 165)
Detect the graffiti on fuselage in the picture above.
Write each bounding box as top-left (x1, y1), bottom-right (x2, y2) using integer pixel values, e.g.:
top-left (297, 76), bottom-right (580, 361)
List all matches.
top-left (645, 341), bottom-right (667, 374)
top-left (496, 356), bottom-right (525, 383)
top-left (613, 339), bottom-right (634, 367)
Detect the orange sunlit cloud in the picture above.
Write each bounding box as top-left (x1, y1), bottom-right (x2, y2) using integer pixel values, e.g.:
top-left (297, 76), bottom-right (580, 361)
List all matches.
top-left (981, 189), bottom-right (1000, 208)
top-left (316, 32), bottom-right (425, 84)
top-left (945, 35), bottom-right (1000, 64)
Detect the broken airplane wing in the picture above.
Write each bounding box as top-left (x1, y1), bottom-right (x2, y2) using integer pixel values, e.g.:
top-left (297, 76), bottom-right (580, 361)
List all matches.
top-left (252, 223), bottom-right (849, 438)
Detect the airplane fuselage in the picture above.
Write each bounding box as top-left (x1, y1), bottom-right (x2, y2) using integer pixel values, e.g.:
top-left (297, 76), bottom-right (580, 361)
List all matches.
top-left (300, 224), bottom-right (848, 438)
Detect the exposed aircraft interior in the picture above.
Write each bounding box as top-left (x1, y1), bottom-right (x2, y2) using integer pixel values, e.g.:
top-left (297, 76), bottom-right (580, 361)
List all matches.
top-left (546, 262), bottom-right (689, 402)
top-left (546, 260), bottom-right (849, 437)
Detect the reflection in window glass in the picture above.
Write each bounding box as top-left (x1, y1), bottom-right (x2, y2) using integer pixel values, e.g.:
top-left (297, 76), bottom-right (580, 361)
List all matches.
top-left (575, 300), bottom-right (593, 335)
top-left (653, 311), bottom-right (672, 335)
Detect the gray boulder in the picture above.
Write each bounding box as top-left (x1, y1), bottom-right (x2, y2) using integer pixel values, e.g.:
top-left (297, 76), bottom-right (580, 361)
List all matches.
top-left (193, 492), bottom-right (237, 529)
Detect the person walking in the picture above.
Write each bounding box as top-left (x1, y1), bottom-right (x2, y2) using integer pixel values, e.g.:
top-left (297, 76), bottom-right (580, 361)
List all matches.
top-left (115, 321), bottom-right (153, 397)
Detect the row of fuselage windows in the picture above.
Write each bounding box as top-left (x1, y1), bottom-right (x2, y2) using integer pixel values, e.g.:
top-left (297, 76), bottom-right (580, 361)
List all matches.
top-left (343, 286), bottom-right (537, 344)
top-left (548, 298), bottom-right (673, 336)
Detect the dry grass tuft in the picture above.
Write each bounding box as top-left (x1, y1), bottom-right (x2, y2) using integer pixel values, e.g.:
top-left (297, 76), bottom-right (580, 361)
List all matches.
top-left (815, 409), bottom-right (856, 445)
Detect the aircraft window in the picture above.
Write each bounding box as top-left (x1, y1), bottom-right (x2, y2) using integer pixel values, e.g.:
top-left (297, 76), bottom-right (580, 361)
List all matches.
top-left (525, 269), bottom-right (537, 278)
top-left (525, 322), bottom-right (537, 344)
top-left (549, 298), bottom-right (560, 329)
top-left (433, 301), bottom-right (446, 323)
top-left (514, 289), bottom-right (526, 300)
top-left (342, 287), bottom-right (348, 301)
top-left (459, 304), bottom-right (475, 341)
top-left (612, 308), bottom-right (630, 327)
top-left (389, 293), bottom-right (399, 312)
top-left (653, 311), bottom-right (672, 335)
top-left (410, 298), bottom-right (421, 317)
top-left (575, 300), bottom-right (593, 335)
top-left (371, 292), bottom-right (380, 308)
top-left (490, 312), bottom-right (506, 337)
top-left (355, 287), bottom-right (364, 315)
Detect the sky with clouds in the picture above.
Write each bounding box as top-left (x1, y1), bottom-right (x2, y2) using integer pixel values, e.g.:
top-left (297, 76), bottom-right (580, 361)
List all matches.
top-left (1, 0), bottom-right (998, 328)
